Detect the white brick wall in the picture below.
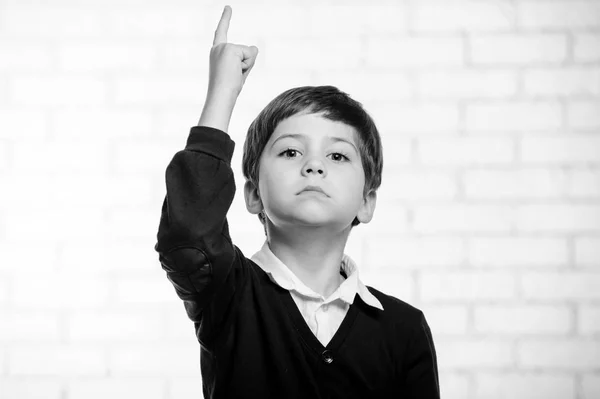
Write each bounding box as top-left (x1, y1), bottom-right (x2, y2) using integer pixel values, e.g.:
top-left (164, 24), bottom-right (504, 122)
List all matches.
top-left (1, 0), bottom-right (599, 399)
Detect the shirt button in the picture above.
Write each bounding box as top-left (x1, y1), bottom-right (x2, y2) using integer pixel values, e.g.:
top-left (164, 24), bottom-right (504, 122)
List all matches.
top-left (321, 350), bottom-right (333, 364)
top-left (321, 304), bottom-right (329, 312)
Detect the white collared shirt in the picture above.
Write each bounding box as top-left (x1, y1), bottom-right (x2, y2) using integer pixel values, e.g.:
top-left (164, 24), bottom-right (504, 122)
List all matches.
top-left (250, 240), bottom-right (384, 347)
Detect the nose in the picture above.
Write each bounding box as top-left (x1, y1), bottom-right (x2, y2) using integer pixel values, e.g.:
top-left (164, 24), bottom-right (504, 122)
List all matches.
top-left (302, 157), bottom-right (326, 177)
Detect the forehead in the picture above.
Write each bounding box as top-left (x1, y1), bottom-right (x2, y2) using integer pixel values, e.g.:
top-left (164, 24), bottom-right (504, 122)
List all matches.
top-left (270, 112), bottom-right (358, 143)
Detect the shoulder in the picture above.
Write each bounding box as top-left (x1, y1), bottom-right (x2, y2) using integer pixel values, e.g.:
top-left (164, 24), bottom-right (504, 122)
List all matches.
top-left (365, 285), bottom-right (427, 328)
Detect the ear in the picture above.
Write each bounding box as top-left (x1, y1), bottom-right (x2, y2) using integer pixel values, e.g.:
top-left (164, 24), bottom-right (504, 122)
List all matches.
top-left (356, 189), bottom-right (377, 224)
top-left (244, 180), bottom-right (263, 215)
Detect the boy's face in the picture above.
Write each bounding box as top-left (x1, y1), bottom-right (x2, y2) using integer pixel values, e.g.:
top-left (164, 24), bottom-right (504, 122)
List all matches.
top-left (245, 111), bottom-right (376, 231)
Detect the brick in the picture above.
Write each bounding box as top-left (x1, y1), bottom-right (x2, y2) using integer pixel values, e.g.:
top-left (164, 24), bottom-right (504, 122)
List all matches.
top-left (475, 372), bottom-right (575, 399)
top-left (211, 5), bottom-right (312, 38)
top-left (464, 169), bottom-right (566, 199)
top-left (579, 306), bottom-right (600, 334)
top-left (9, 345), bottom-right (106, 376)
top-left (240, 70), bottom-right (313, 107)
top-left (154, 107), bottom-right (217, 139)
top-left (12, 138), bottom-right (109, 173)
top-left (0, 108), bottom-right (48, 139)
top-left (437, 338), bottom-right (513, 368)
top-left (366, 37), bottom-right (464, 68)
top-left (470, 237), bottom-right (568, 268)
top-left (379, 137), bottom-right (412, 167)
top-left (312, 72), bottom-right (413, 102)
top-left (106, 208), bottom-right (160, 241)
top-left (52, 107), bottom-right (155, 138)
top-left (418, 137), bottom-right (514, 165)
top-left (583, 374), bottom-right (600, 399)
top-left (522, 272), bottom-right (600, 300)
top-left (420, 271), bottom-right (517, 301)
top-left (518, 339), bottom-right (600, 369)
top-left (415, 204), bottom-right (512, 233)
top-left (418, 70), bottom-right (518, 99)
top-left (264, 38), bottom-right (362, 70)
top-left (0, 277), bottom-right (8, 305)
top-left (575, 237), bottom-right (600, 267)
top-left (518, 1), bottom-right (600, 29)
top-left (523, 68), bottom-right (600, 97)
top-left (0, 378), bottom-right (62, 399)
top-left (439, 373), bottom-right (470, 398)
top-left (12, 272), bottom-right (110, 309)
top-left (465, 101), bottom-right (562, 131)
top-left (58, 42), bottom-right (158, 72)
top-left (568, 169), bottom-right (600, 198)
top-left (422, 305), bottom-right (469, 335)
top-left (106, 6), bottom-right (206, 38)
top-left (68, 378), bottom-right (165, 399)
top-left (360, 202), bottom-right (409, 234)
top-left (310, 4), bottom-right (409, 35)
top-left (376, 169), bottom-right (457, 201)
top-left (574, 33), bottom-right (600, 62)
top-left (115, 276), bottom-right (179, 305)
top-left (516, 204), bottom-right (600, 233)
top-left (0, 311), bottom-right (60, 341)
top-left (165, 310), bottom-right (197, 340)
top-left (5, 206), bottom-right (106, 241)
top-left (0, 143), bottom-right (9, 172)
top-left (474, 305), bottom-right (571, 334)
top-left (114, 75), bottom-right (205, 107)
top-left (161, 39), bottom-right (211, 72)
top-left (374, 102), bottom-right (460, 135)
top-left (412, 2), bottom-right (515, 32)
top-left (61, 239), bottom-right (159, 272)
top-left (567, 101), bottom-right (600, 129)
top-left (2, 232), bottom-right (48, 262)
top-left (368, 235), bottom-right (464, 269)
top-left (470, 34), bottom-right (567, 65)
top-left (359, 269), bottom-right (415, 304)
top-left (0, 174), bottom-right (153, 209)
top-left (521, 136), bottom-right (600, 164)
top-left (0, 40), bottom-right (53, 71)
top-left (169, 377), bottom-right (204, 399)
top-left (0, 5), bottom-right (105, 37)
top-left (114, 138), bottom-right (180, 174)
top-left (11, 75), bottom-right (107, 106)
top-left (67, 310), bottom-right (164, 341)
top-left (109, 344), bottom-right (199, 376)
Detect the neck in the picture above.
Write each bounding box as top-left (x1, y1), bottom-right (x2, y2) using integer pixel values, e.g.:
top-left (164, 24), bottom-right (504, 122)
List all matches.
top-left (266, 222), bottom-right (351, 298)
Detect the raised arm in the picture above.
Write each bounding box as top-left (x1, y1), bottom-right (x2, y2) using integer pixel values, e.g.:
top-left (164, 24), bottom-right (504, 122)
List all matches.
top-left (154, 5), bottom-right (258, 330)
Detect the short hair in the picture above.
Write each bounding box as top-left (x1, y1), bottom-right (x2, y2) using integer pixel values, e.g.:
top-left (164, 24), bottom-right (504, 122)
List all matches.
top-left (242, 85), bottom-right (383, 231)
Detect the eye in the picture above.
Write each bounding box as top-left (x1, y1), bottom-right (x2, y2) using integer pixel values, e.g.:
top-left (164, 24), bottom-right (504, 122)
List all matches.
top-left (330, 152), bottom-right (349, 162)
top-left (279, 148), bottom-right (299, 158)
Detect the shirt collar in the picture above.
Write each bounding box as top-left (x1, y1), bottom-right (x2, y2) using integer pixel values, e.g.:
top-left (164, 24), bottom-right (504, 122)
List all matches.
top-left (250, 240), bottom-right (384, 311)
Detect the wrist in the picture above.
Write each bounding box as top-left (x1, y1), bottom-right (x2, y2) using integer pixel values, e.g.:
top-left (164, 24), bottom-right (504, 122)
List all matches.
top-left (198, 93), bottom-right (237, 133)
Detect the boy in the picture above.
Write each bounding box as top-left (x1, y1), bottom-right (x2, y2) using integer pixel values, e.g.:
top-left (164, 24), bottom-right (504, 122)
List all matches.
top-left (155, 5), bottom-right (440, 399)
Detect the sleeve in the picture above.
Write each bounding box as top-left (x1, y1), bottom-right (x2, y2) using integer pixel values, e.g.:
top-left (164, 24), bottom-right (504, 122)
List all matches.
top-left (154, 125), bottom-right (245, 335)
top-left (404, 312), bottom-right (441, 398)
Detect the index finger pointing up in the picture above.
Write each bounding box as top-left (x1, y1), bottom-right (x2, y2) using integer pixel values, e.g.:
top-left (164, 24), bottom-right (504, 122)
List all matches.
top-left (213, 5), bottom-right (232, 45)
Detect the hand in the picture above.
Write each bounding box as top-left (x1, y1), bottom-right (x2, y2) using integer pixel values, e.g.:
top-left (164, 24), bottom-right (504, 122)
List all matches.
top-left (207, 5), bottom-right (259, 100)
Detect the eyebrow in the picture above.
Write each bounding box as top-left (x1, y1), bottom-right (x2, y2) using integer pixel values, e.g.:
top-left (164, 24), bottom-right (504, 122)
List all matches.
top-left (271, 133), bottom-right (358, 153)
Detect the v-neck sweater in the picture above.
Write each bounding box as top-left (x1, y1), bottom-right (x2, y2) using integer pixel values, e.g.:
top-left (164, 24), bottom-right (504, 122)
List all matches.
top-left (250, 239), bottom-right (384, 347)
top-left (155, 125), bottom-right (440, 399)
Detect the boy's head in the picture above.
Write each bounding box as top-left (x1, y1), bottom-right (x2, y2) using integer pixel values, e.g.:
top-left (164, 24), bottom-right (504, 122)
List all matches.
top-left (242, 85), bottom-right (383, 235)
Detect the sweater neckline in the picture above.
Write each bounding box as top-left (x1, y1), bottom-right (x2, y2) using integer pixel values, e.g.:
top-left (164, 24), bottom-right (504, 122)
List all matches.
top-left (279, 287), bottom-right (360, 353)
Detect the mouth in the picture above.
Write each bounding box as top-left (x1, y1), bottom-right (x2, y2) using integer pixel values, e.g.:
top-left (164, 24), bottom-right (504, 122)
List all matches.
top-left (299, 185), bottom-right (328, 197)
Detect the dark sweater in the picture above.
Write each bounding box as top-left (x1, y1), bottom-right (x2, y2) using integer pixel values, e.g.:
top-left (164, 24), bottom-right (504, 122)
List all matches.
top-left (154, 125), bottom-right (441, 399)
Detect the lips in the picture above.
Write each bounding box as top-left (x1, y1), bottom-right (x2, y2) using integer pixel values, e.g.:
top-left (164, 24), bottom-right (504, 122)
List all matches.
top-left (299, 185), bottom-right (328, 196)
